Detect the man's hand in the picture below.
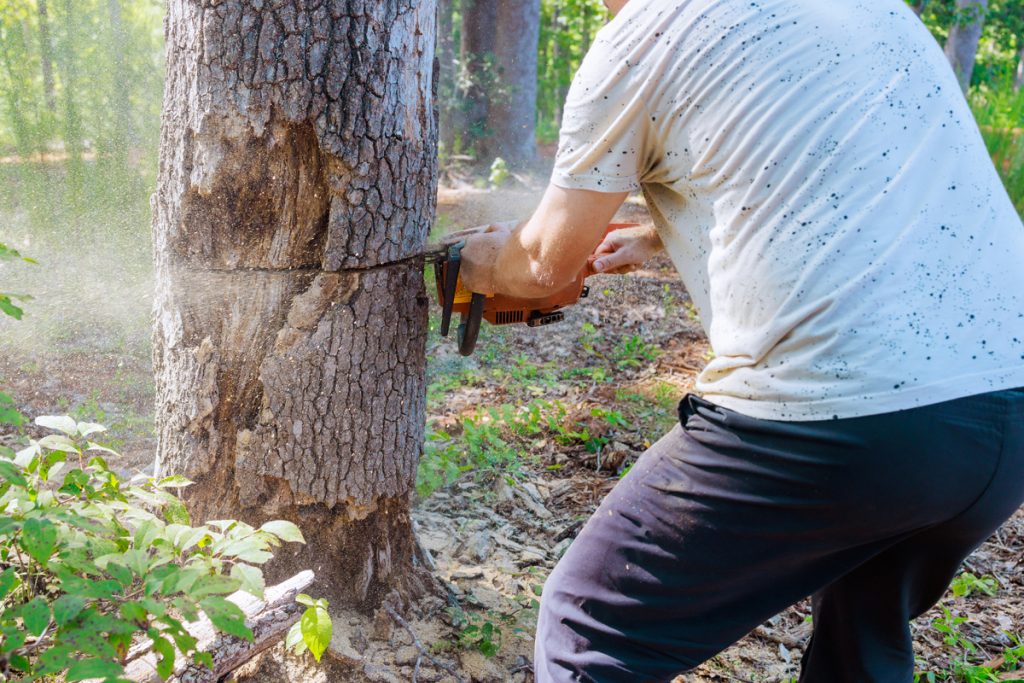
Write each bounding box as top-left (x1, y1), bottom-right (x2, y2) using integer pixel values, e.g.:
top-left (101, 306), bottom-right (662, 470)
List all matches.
top-left (457, 223), bottom-right (514, 295)
top-left (587, 224), bottom-right (663, 275)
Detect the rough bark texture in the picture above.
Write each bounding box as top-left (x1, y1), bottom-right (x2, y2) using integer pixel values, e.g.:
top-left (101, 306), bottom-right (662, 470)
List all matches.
top-left (485, 0), bottom-right (539, 167)
top-left (944, 0), bottom-right (989, 93)
top-left (153, 0), bottom-right (437, 608)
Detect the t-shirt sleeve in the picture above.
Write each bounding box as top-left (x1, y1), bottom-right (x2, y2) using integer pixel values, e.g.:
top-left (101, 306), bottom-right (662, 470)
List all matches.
top-left (551, 31), bottom-right (654, 194)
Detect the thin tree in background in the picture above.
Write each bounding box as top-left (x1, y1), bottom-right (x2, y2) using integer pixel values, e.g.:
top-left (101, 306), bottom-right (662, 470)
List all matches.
top-left (153, 0), bottom-right (438, 607)
top-left (945, 0), bottom-right (990, 92)
top-left (36, 0), bottom-right (57, 114)
top-left (458, 0), bottom-right (496, 154)
top-left (486, 0), bottom-right (540, 167)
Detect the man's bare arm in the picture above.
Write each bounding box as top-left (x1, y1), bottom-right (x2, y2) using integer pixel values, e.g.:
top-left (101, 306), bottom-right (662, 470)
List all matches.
top-left (459, 184), bottom-right (629, 298)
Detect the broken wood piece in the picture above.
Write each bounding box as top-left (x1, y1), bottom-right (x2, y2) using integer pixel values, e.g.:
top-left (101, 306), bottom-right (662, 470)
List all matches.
top-left (124, 570), bottom-right (315, 682)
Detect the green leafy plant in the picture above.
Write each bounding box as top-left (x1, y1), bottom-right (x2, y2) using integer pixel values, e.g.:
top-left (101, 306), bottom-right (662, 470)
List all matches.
top-left (0, 242), bottom-right (36, 321)
top-left (0, 414), bottom-right (316, 681)
top-left (950, 572), bottom-right (999, 598)
top-left (285, 594), bottom-right (332, 662)
top-left (611, 335), bottom-right (660, 369)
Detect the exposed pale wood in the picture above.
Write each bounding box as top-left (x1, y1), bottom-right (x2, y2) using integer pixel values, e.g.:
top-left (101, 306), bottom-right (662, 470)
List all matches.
top-left (125, 571), bottom-right (314, 682)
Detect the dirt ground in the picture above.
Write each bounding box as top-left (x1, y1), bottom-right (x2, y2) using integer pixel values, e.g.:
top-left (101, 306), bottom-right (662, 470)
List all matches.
top-left (1, 183), bottom-right (1022, 682)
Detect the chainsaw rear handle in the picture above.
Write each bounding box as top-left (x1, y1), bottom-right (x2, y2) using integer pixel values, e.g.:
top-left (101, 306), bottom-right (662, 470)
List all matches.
top-left (436, 240), bottom-right (486, 356)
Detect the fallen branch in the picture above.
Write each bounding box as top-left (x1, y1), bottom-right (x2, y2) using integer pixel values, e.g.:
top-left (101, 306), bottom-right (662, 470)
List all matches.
top-left (125, 570), bottom-right (315, 682)
top-left (384, 605), bottom-right (465, 683)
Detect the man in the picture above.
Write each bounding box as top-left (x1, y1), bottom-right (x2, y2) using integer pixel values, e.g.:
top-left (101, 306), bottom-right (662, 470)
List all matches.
top-left (457, 0), bottom-right (1024, 681)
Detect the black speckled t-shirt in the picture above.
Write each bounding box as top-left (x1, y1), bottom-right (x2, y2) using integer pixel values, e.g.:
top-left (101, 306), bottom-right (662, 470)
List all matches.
top-left (552, 0), bottom-right (1024, 420)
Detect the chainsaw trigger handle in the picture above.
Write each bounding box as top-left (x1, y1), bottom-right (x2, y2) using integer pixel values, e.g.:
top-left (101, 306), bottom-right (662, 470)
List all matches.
top-left (439, 240), bottom-right (465, 337)
top-left (458, 292), bottom-right (486, 356)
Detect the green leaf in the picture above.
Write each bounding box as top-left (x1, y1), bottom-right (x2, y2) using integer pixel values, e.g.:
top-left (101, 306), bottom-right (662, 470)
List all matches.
top-left (52, 595), bottom-right (86, 626)
top-left (295, 593), bottom-right (316, 607)
top-left (200, 596), bottom-right (252, 642)
top-left (152, 634), bottom-right (176, 679)
top-left (66, 657), bottom-right (125, 681)
top-left (0, 295), bottom-right (24, 320)
top-left (0, 567), bottom-right (21, 600)
top-left (20, 597), bottom-right (50, 636)
top-left (164, 499), bottom-right (191, 525)
top-left (286, 621), bottom-right (307, 654)
top-left (8, 653), bottom-right (29, 671)
top-left (300, 605), bottom-right (332, 662)
top-left (1, 625), bottom-right (26, 652)
top-left (259, 520), bottom-right (305, 544)
top-left (21, 518), bottom-right (57, 566)
top-left (119, 601), bottom-right (148, 625)
top-left (75, 422), bottom-right (107, 438)
top-left (230, 563), bottom-right (265, 599)
top-left (35, 415), bottom-right (78, 436)
top-left (193, 651), bottom-right (214, 669)
top-left (0, 392), bottom-right (23, 427)
top-left (155, 475), bottom-right (192, 489)
top-left (190, 574), bottom-right (240, 600)
top-left (0, 461), bottom-right (27, 487)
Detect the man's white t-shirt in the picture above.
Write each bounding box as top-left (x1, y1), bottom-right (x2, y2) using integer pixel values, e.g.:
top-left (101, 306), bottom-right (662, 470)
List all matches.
top-left (552, 0), bottom-right (1024, 420)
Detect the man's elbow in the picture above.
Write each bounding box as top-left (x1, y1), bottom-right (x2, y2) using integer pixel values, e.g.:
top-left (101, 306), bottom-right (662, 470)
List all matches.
top-left (514, 259), bottom-right (578, 299)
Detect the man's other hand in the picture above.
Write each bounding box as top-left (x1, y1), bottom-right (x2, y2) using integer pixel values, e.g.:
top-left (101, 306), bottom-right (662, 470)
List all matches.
top-left (588, 224), bottom-right (664, 275)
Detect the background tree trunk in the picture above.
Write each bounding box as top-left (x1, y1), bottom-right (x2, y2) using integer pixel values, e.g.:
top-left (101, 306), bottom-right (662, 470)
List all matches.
top-left (458, 0), bottom-right (496, 158)
top-left (945, 0), bottom-right (989, 93)
top-left (485, 0), bottom-right (540, 168)
top-left (153, 0), bottom-right (437, 608)
top-left (437, 0), bottom-right (457, 154)
top-left (36, 0), bottom-right (57, 115)
top-left (105, 0), bottom-right (133, 173)
top-left (56, 0), bottom-right (84, 195)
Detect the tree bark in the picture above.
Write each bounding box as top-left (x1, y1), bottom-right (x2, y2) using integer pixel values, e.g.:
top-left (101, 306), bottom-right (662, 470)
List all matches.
top-left (944, 0), bottom-right (989, 93)
top-left (485, 0), bottom-right (540, 167)
top-left (153, 0), bottom-right (437, 609)
top-left (37, 0), bottom-right (57, 114)
top-left (458, 0), bottom-right (496, 157)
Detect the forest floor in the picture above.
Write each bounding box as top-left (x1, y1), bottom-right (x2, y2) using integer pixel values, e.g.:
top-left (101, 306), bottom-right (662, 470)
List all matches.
top-left (0, 181), bottom-right (1022, 682)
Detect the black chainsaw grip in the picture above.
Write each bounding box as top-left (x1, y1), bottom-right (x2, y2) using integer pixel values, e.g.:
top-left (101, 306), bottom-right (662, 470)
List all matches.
top-left (458, 293), bottom-right (486, 356)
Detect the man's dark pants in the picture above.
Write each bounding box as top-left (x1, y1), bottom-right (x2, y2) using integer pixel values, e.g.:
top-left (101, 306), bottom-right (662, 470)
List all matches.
top-left (535, 389), bottom-right (1024, 682)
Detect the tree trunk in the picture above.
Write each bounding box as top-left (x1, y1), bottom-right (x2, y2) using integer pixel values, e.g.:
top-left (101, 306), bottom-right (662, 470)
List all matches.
top-left (944, 0), bottom-right (989, 93)
top-left (37, 0), bottom-right (57, 114)
top-left (458, 0), bottom-right (496, 158)
top-left (437, 0), bottom-right (457, 154)
top-left (56, 0), bottom-right (84, 195)
top-left (105, 0), bottom-right (133, 172)
top-left (153, 0), bottom-right (437, 609)
top-left (485, 0), bottom-right (539, 167)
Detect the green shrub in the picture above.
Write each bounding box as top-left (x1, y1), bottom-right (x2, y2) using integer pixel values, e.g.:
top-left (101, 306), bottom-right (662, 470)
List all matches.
top-left (0, 414), bottom-right (311, 681)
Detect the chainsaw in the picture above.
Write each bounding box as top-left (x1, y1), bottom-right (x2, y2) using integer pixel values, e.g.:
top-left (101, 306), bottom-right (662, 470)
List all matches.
top-left (427, 223), bottom-right (636, 356)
